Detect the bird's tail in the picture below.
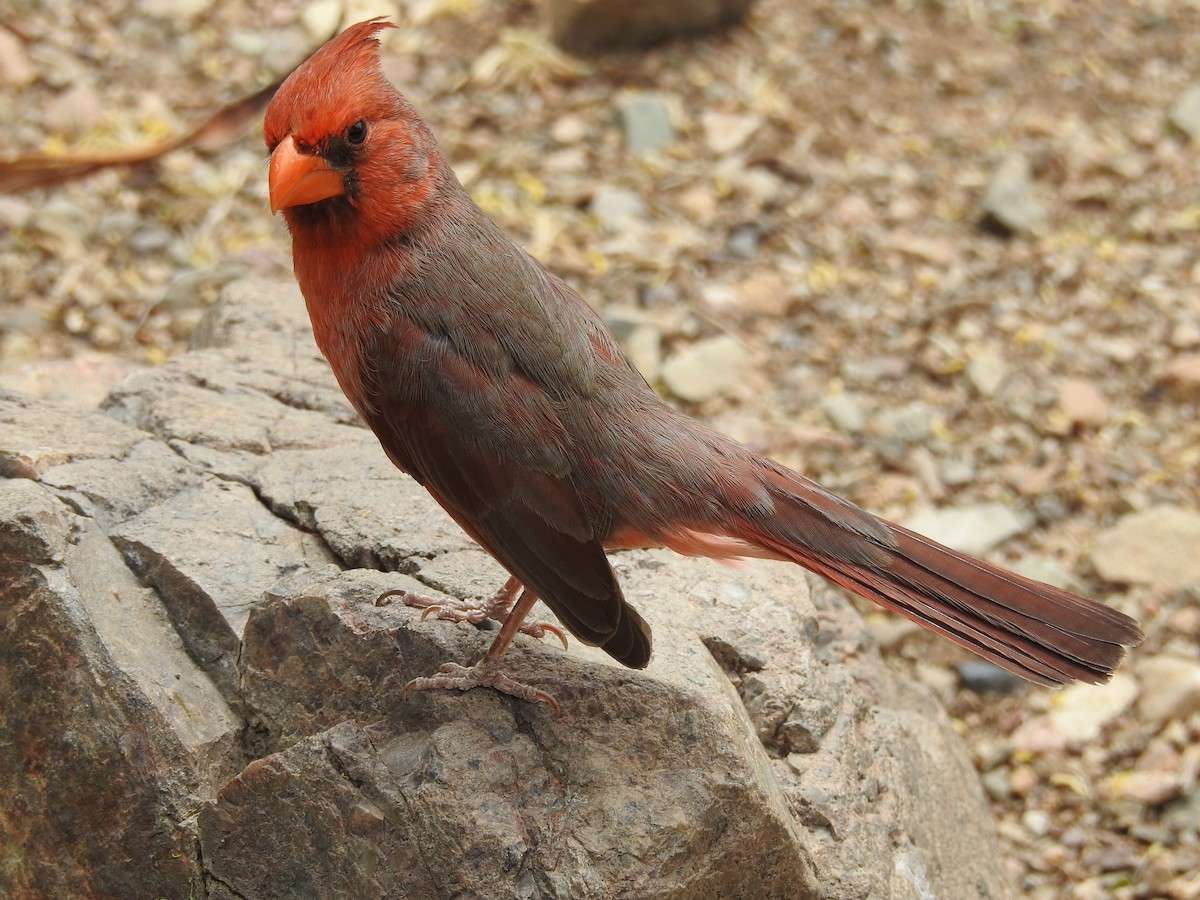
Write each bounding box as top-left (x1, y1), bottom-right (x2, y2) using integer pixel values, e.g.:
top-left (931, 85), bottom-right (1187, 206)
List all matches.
top-left (734, 466), bottom-right (1142, 686)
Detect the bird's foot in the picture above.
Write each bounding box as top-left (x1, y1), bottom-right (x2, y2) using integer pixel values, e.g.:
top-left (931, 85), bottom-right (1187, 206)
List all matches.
top-left (376, 585), bottom-right (568, 649)
top-left (402, 660), bottom-right (560, 715)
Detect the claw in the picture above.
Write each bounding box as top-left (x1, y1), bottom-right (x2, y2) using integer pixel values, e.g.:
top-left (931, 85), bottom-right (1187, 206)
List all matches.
top-left (402, 660), bottom-right (561, 715)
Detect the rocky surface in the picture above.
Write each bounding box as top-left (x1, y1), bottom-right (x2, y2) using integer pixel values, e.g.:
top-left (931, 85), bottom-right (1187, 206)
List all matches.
top-left (1, 280), bottom-right (1016, 899)
top-left (3, 2), bottom-right (1198, 895)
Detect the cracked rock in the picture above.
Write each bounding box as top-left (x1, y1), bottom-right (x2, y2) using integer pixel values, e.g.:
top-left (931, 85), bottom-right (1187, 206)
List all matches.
top-left (1, 278), bottom-right (1015, 899)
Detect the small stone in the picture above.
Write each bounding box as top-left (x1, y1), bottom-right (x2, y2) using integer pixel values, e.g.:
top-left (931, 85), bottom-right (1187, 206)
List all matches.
top-left (31, 195), bottom-right (92, 245)
top-left (0, 26), bottom-right (34, 86)
top-left (726, 223), bottom-right (762, 259)
top-left (1170, 320), bottom-right (1200, 349)
top-left (618, 93), bottom-right (675, 154)
top-left (700, 111), bottom-right (760, 155)
top-left (1011, 556), bottom-right (1082, 592)
top-left (1112, 771), bottom-right (1180, 806)
top-left (43, 82), bottom-right (106, 135)
top-left (301, 0), bottom-right (345, 40)
top-left (980, 768), bottom-right (1011, 802)
top-left (1021, 809), bottom-right (1050, 837)
top-left (603, 307), bottom-right (661, 383)
top-left (733, 273), bottom-right (793, 317)
top-left (1135, 655), bottom-right (1200, 723)
top-left (902, 503), bottom-right (1026, 556)
top-left (1162, 353), bottom-right (1200, 390)
top-left (1091, 505), bottom-right (1200, 590)
top-left (980, 152), bottom-right (1046, 236)
top-left (661, 335), bottom-right (746, 403)
top-left (821, 393), bottom-right (864, 434)
top-left (1046, 674), bottom-right (1138, 744)
top-left (1057, 378), bottom-right (1110, 426)
top-left (228, 29), bottom-right (268, 57)
top-left (589, 187), bottom-right (646, 232)
top-left (876, 401), bottom-right (936, 445)
top-left (955, 660), bottom-right (1026, 694)
top-left (1168, 84), bottom-right (1200, 140)
top-left (1011, 716), bottom-right (1067, 754)
top-left (966, 350), bottom-right (1008, 397)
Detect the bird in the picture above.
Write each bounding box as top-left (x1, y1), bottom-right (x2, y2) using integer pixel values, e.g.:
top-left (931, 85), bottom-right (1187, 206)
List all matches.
top-left (264, 18), bottom-right (1141, 713)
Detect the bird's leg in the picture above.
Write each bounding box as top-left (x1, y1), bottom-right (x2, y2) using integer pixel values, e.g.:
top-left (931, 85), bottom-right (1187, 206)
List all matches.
top-left (402, 586), bottom-right (561, 714)
top-left (376, 575), bottom-right (568, 648)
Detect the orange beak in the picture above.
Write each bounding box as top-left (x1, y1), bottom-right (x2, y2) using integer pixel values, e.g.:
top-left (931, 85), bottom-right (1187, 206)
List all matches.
top-left (268, 135), bottom-right (346, 213)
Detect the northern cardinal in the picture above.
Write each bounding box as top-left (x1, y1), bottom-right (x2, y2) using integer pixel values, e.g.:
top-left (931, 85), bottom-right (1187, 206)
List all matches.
top-left (264, 19), bottom-right (1141, 711)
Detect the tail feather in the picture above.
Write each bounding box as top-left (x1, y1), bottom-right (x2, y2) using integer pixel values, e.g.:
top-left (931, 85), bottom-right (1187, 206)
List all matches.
top-left (740, 486), bottom-right (1142, 686)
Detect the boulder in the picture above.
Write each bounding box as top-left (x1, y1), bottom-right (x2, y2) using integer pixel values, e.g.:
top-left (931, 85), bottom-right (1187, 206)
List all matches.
top-left (0, 279), bottom-right (1014, 898)
top-left (545, 0), bottom-right (758, 54)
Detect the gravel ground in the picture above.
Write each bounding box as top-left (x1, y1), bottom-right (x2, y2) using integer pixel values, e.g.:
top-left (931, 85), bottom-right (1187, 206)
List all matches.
top-left (2, 1), bottom-right (1199, 896)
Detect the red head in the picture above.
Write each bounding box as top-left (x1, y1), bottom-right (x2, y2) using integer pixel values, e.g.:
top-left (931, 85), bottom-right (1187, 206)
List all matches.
top-left (264, 17), bottom-right (448, 243)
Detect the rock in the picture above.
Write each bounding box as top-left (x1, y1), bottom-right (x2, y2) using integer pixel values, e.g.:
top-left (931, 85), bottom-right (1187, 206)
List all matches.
top-left (1162, 353), bottom-right (1200, 391)
top-left (301, 0), bottom-right (344, 40)
top-left (589, 185), bottom-right (647, 232)
top-left (902, 503), bottom-right (1027, 556)
top-left (661, 333), bottom-right (747, 402)
top-left (43, 82), bottom-right (106, 135)
top-left (1091, 505), bottom-right (1200, 590)
top-left (1135, 655), bottom-right (1200, 723)
top-left (603, 306), bottom-right (662, 382)
top-left (1046, 674), bottom-right (1138, 744)
top-left (1110, 771), bottom-right (1180, 807)
top-left (1057, 378), bottom-right (1110, 426)
top-left (546, 0), bottom-right (758, 53)
top-left (876, 400), bottom-right (936, 446)
top-left (0, 25), bottom-right (34, 87)
top-left (616, 92), bottom-right (675, 154)
top-left (1168, 84), bottom-right (1200, 140)
top-left (821, 391), bottom-right (864, 434)
top-left (956, 660), bottom-right (1027, 694)
top-left (980, 152), bottom-right (1046, 237)
top-left (966, 350), bottom-right (1008, 397)
top-left (1, 279), bottom-right (1017, 899)
top-left (701, 111), bottom-right (760, 155)
top-left (1011, 556), bottom-right (1083, 592)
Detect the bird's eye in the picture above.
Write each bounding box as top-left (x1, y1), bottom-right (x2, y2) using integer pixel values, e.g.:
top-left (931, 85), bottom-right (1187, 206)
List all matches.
top-left (346, 120), bottom-right (368, 145)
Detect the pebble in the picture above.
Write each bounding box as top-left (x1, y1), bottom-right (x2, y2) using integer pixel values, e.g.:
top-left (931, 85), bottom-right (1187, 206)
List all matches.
top-left (956, 660), bottom-right (1027, 694)
top-left (31, 195), bottom-right (92, 245)
top-left (1012, 556), bottom-right (1081, 592)
top-left (301, 0), bottom-right (346, 41)
top-left (618, 92), bottom-right (675, 154)
top-left (1022, 809), bottom-right (1051, 837)
top-left (603, 307), bottom-right (662, 383)
top-left (821, 392), bottom-right (864, 434)
top-left (700, 111), bottom-right (760, 155)
top-left (966, 350), bottom-right (1008, 397)
top-left (1091, 505), bottom-right (1200, 590)
top-left (1046, 674), bottom-right (1138, 744)
top-left (661, 334), bottom-right (746, 403)
top-left (1057, 378), bottom-right (1110, 426)
top-left (589, 187), bottom-right (646, 233)
top-left (876, 401), bottom-right (936, 445)
top-left (1135, 655), bottom-right (1200, 723)
top-left (1112, 771), bottom-right (1180, 807)
top-left (1170, 320), bottom-right (1200, 349)
top-left (902, 503), bottom-right (1026, 556)
top-left (1162, 353), bottom-right (1200, 391)
top-left (0, 26), bottom-right (34, 87)
top-left (980, 152), bottom-right (1046, 236)
top-left (43, 82), bottom-right (106, 135)
top-left (1168, 84), bottom-right (1200, 140)
top-left (1011, 716), bottom-right (1068, 754)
